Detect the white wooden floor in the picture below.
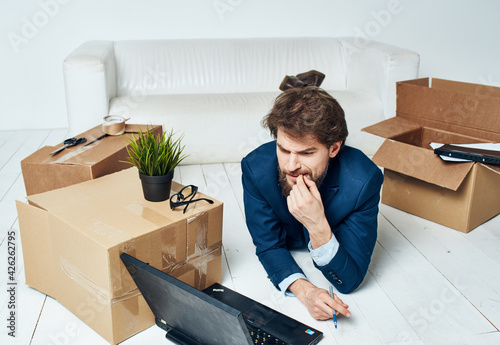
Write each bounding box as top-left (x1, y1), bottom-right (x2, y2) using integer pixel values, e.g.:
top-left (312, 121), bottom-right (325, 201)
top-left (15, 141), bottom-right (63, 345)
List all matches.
top-left (1, 128), bottom-right (500, 345)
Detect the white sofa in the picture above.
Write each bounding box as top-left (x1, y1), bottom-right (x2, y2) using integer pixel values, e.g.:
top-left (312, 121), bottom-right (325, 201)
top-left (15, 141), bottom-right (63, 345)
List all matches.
top-left (63, 37), bottom-right (419, 164)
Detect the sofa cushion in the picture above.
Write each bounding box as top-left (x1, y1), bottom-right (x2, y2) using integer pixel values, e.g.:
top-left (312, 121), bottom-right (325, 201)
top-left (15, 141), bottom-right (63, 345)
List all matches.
top-left (108, 90), bottom-right (384, 164)
top-left (113, 38), bottom-right (348, 97)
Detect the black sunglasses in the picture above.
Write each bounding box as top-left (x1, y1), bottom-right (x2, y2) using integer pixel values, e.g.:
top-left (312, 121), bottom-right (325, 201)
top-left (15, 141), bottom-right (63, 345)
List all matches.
top-left (169, 185), bottom-right (214, 213)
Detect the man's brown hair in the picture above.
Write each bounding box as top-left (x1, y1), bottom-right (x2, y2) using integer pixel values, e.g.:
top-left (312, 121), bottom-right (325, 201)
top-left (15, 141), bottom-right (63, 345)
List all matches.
top-left (262, 87), bottom-right (348, 148)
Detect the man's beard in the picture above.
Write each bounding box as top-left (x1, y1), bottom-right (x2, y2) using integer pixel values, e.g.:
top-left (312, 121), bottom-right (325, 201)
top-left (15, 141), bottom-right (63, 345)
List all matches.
top-left (278, 166), bottom-right (328, 197)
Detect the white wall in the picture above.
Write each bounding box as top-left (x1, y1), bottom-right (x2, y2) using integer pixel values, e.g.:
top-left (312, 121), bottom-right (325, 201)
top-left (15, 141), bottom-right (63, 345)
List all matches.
top-left (1, 0), bottom-right (499, 130)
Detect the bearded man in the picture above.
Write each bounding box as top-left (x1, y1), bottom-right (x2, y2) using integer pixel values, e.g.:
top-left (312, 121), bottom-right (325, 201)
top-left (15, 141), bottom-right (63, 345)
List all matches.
top-left (241, 86), bottom-right (383, 320)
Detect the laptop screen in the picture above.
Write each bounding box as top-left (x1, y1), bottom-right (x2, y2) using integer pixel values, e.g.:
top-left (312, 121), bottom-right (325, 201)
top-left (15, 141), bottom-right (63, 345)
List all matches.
top-left (121, 253), bottom-right (252, 345)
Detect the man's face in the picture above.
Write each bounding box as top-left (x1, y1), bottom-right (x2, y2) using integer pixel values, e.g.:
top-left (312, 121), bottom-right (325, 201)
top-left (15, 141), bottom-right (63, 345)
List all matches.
top-left (276, 128), bottom-right (342, 196)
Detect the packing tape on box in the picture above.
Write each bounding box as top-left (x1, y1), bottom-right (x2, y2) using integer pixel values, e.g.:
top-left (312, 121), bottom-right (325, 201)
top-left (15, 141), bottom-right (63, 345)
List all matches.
top-left (188, 212), bottom-right (209, 257)
top-left (125, 203), bottom-right (174, 226)
top-left (163, 246), bottom-right (221, 289)
top-left (102, 115), bottom-right (129, 135)
top-left (60, 257), bottom-right (110, 300)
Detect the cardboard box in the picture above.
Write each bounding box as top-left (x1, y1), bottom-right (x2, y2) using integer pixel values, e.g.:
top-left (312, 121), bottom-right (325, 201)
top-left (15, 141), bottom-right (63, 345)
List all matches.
top-left (16, 167), bottom-right (223, 344)
top-left (21, 124), bottom-right (162, 196)
top-left (363, 78), bottom-right (500, 232)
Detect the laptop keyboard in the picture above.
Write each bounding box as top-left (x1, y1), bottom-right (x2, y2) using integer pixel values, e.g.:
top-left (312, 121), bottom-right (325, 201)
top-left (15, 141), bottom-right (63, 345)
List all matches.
top-left (246, 323), bottom-right (288, 345)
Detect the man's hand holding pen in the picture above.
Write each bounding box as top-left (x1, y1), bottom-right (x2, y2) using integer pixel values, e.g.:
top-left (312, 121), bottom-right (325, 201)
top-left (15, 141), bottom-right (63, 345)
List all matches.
top-left (289, 279), bottom-right (350, 322)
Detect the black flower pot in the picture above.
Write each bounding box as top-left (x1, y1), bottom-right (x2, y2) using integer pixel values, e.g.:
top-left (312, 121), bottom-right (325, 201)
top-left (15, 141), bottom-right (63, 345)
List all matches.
top-left (139, 171), bottom-right (174, 202)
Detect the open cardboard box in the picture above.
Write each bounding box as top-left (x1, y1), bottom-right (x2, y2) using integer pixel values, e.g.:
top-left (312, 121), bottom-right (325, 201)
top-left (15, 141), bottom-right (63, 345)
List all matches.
top-left (16, 168), bottom-right (223, 344)
top-left (363, 78), bottom-right (500, 232)
top-left (21, 124), bottom-right (162, 196)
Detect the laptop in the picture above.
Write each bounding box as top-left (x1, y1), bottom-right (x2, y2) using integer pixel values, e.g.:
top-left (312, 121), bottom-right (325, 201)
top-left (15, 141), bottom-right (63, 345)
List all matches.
top-left (120, 253), bottom-right (323, 345)
top-left (434, 143), bottom-right (500, 165)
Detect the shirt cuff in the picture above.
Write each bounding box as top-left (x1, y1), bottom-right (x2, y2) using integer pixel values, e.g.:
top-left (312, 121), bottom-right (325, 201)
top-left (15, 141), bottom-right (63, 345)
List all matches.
top-left (308, 234), bottom-right (340, 267)
top-left (278, 273), bottom-right (308, 297)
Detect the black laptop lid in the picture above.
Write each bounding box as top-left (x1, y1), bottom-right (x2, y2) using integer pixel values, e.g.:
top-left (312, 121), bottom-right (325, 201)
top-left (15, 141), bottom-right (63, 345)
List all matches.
top-left (120, 253), bottom-right (252, 345)
top-left (204, 283), bottom-right (324, 345)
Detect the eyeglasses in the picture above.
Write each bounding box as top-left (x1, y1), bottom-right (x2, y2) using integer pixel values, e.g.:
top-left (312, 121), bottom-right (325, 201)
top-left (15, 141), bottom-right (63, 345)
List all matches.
top-left (169, 185), bottom-right (214, 214)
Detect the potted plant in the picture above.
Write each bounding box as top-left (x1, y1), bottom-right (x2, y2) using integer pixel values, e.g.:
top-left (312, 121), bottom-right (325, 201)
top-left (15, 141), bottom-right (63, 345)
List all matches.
top-left (123, 127), bottom-right (188, 202)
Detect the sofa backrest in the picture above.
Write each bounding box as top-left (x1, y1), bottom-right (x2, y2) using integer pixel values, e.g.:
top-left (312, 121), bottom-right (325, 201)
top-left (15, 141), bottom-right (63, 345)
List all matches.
top-left (113, 37), bottom-right (347, 97)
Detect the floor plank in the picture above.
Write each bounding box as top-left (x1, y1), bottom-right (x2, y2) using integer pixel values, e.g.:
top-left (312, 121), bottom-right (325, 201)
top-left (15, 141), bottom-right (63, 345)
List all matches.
top-left (0, 131), bottom-right (28, 173)
top-left (177, 164), bottom-right (208, 194)
top-left (376, 208), bottom-right (497, 343)
top-left (224, 162), bottom-right (245, 216)
top-left (464, 215), bottom-right (500, 272)
top-left (0, 130), bottom-right (45, 240)
top-left (0, 131), bottom-right (14, 149)
top-left (381, 205), bottom-right (500, 332)
top-left (0, 264), bottom-right (46, 345)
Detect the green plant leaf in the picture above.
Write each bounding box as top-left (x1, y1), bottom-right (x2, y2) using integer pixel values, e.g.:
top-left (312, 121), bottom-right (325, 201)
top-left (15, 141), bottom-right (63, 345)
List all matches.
top-left (120, 126), bottom-right (189, 176)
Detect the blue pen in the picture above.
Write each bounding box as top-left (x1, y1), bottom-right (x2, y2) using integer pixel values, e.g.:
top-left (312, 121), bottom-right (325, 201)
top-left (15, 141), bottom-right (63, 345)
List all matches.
top-left (329, 286), bottom-right (338, 329)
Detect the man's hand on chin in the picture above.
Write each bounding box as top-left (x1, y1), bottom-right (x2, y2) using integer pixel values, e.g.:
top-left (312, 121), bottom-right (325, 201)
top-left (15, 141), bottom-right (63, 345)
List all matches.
top-left (287, 174), bottom-right (332, 249)
top-left (288, 278), bottom-right (351, 321)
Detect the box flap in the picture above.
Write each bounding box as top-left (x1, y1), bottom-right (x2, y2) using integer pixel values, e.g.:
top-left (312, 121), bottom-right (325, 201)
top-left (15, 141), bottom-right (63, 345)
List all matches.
top-left (481, 163), bottom-right (500, 175)
top-left (396, 79), bottom-right (500, 139)
top-left (373, 139), bottom-right (475, 191)
top-left (400, 77), bottom-right (430, 87)
top-left (21, 153), bottom-right (93, 195)
top-left (362, 117), bottom-right (422, 139)
top-left (432, 78), bottom-right (500, 98)
top-left (16, 201), bottom-right (56, 296)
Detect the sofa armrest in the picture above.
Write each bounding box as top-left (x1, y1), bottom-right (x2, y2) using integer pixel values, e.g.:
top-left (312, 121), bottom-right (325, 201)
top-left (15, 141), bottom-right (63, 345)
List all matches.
top-left (339, 37), bottom-right (420, 118)
top-left (63, 41), bottom-right (116, 135)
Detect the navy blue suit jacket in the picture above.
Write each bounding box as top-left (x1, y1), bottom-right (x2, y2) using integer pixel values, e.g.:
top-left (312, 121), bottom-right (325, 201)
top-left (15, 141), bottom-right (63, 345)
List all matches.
top-left (241, 141), bottom-right (383, 294)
